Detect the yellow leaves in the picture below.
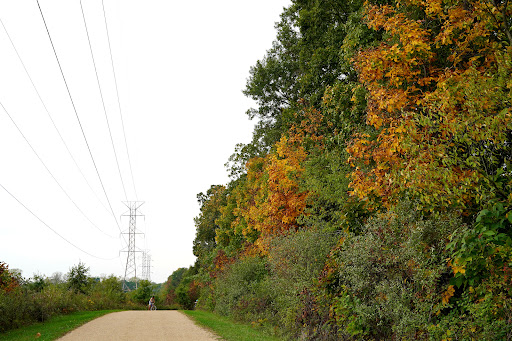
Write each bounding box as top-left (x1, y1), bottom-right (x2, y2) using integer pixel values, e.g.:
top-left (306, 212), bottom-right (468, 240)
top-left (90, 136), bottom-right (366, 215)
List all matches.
top-left (442, 285), bottom-right (455, 305)
top-left (236, 133), bottom-right (311, 253)
top-left (423, 0), bottom-right (442, 16)
top-left (449, 258), bottom-right (466, 275)
top-left (350, 0), bottom-right (512, 211)
top-left (394, 125), bottom-right (406, 134)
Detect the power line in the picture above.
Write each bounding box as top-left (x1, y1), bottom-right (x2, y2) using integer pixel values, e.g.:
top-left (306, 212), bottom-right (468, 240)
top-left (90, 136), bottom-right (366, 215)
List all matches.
top-left (101, 0), bottom-right (139, 201)
top-left (0, 182), bottom-right (118, 261)
top-left (0, 16), bottom-right (112, 217)
top-left (0, 99), bottom-right (114, 238)
top-left (79, 0), bottom-right (128, 202)
top-left (36, 0), bottom-right (124, 241)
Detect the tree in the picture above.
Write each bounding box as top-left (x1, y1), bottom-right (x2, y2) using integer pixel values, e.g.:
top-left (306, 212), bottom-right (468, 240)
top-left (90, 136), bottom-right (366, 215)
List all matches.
top-left (0, 262), bottom-right (20, 293)
top-left (28, 274), bottom-right (46, 292)
top-left (49, 272), bottom-right (64, 285)
top-left (193, 185), bottom-right (227, 259)
top-left (129, 279), bottom-right (153, 305)
top-left (174, 266), bottom-right (199, 310)
top-left (229, 136), bottom-right (309, 254)
top-left (347, 0), bottom-right (512, 213)
top-left (67, 261), bottom-right (90, 294)
top-left (237, 0), bottom-right (371, 161)
top-left (161, 267), bottom-right (188, 305)
top-left (92, 275), bottom-right (124, 305)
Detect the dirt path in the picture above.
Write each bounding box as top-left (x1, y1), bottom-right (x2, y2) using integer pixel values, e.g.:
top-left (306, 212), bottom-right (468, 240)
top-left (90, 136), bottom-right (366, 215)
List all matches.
top-left (58, 311), bottom-right (220, 341)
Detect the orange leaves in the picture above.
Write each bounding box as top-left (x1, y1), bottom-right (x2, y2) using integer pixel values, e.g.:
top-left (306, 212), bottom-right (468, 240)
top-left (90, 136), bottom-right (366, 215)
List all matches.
top-left (449, 259), bottom-right (466, 276)
top-left (0, 262), bottom-right (19, 293)
top-left (228, 108), bottom-right (327, 253)
top-left (265, 136), bottom-right (308, 231)
top-left (423, 0), bottom-right (443, 16)
top-left (231, 137), bottom-right (309, 253)
top-left (253, 135), bottom-right (309, 238)
top-left (348, 0), bottom-right (512, 211)
top-left (442, 285), bottom-right (455, 305)
top-left (347, 123), bottom-right (407, 207)
top-left (211, 249), bottom-right (235, 279)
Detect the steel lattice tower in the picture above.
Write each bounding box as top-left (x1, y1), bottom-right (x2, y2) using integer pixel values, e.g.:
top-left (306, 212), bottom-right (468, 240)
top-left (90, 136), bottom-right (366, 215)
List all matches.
top-left (141, 250), bottom-right (152, 281)
top-left (141, 251), bottom-right (147, 280)
top-left (146, 253), bottom-right (151, 282)
top-left (121, 201), bottom-right (144, 291)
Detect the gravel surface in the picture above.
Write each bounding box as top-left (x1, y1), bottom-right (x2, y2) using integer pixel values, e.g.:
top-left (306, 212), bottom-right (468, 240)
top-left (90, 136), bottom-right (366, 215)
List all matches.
top-left (58, 311), bottom-right (220, 341)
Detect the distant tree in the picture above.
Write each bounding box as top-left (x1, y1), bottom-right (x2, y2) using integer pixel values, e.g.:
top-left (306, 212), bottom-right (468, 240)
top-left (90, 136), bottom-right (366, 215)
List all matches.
top-left (49, 272), bottom-right (64, 285)
top-left (161, 267), bottom-right (188, 305)
top-left (174, 267), bottom-right (199, 310)
top-left (93, 275), bottom-right (124, 303)
top-left (67, 261), bottom-right (90, 294)
top-left (130, 279), bottom-right (153, 305)
top-left (168, 268), bottom-right (187, 289)
top-left (28, 273), bottom-right (46, 292)
top-left (0, 262), bottom-right (20, 293)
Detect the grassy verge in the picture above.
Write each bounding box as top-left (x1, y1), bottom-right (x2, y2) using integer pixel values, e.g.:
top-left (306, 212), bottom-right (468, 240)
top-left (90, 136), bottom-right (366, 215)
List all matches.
top-left (0, 310), bottom-right (119, 341)
top-left (183, 310), bottom-right (283, 341)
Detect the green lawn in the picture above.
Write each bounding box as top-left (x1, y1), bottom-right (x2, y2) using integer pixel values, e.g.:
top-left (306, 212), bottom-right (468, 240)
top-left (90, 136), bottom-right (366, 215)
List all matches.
top-left (0, 310), bottom-right (119, 341)
top-left (183, 310), bottom-right (284, 341)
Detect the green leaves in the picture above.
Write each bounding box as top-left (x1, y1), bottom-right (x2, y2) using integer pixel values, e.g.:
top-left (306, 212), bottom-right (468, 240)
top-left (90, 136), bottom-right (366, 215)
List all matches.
top-left (447, 203), bottom-right (512, 289)
top-left (193, 185), bottom-right (227, 259)
top-left (67, 261), bottom-right (90, 294)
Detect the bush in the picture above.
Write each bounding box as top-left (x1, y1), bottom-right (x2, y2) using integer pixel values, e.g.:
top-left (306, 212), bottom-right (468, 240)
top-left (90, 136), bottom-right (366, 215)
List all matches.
top-left (90, 275), bottom-right (125, 310)
top-left (214, 256), bottom-right (272, 321)
top-left (431, 203), bottom-right (512, 340)
top-left (267, 229), bottom-right (337, 337)
top-left (0, 288), bottom-right (26, 332)
top-left (0, 262), bottom-right (130, 333)
top-left (175, 278), bottom-right (200, 310)
top-left (332, 200), bottom-right (461, 339)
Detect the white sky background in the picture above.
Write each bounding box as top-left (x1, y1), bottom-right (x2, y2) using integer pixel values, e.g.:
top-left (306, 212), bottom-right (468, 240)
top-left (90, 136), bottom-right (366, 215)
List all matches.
top-left (0, 0), bottom-right (291, 284)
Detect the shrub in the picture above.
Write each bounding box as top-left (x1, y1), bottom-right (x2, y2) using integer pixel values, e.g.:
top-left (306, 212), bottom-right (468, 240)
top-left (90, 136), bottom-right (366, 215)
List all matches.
top-left (0, 262), bottom-right (130, 333)
top-left (213, 255), bottom-right (271, 321)
top-left (175, 278), bottom-right (200, 310)
top-left (90, 275), bottom-right (125, 309)
top-left (267, 229), bottom-right (337, 337)
top-left (0, 288), bottom-right (27, 332)
top-left (332, 200), bottom-right (461, 339)
top-left (431, 203), bottom-right (512, 340)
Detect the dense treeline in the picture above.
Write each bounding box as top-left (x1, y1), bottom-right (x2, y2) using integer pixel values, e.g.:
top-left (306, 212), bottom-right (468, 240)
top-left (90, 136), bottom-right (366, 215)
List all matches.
top-left (174, 0), bottom-right (512, 339)
top-left (0, 261), bottom-right (160, 332)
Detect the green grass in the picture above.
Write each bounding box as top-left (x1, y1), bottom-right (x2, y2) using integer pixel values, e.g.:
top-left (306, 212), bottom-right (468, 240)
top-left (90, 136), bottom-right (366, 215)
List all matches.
top-left (0, 310), bottom-right (119, 341)
top-left (183, 310), bottom-right (284, 341)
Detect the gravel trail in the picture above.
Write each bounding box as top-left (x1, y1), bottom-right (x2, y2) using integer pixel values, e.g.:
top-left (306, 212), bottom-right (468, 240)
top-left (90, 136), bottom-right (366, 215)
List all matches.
top-left (57, 311), bottom-right (220, 341)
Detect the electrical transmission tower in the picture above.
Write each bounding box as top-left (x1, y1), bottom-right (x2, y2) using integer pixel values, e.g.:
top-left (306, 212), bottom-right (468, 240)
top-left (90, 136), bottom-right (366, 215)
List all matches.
top-left (121, 201), bottom-right (144, 291)
top-left (141, 250), bottom-right (152, 282)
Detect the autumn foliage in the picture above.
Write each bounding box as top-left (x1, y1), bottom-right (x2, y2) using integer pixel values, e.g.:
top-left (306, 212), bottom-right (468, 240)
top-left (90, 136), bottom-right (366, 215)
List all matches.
top-left (349, 0), bottom-right (512, 212)
top-left (0, 262), bottom-right (19, 293)
top-left (187, 0), bottom-right (512, 339)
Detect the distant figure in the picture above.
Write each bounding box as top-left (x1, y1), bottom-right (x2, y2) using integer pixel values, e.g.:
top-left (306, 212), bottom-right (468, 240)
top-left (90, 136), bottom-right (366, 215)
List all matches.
top-left (148, 296), bottom-right (156, 311)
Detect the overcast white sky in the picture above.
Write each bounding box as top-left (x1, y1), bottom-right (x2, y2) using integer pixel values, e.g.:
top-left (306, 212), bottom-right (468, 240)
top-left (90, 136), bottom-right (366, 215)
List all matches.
top-left (0, 0), bottom-right (291, 284)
